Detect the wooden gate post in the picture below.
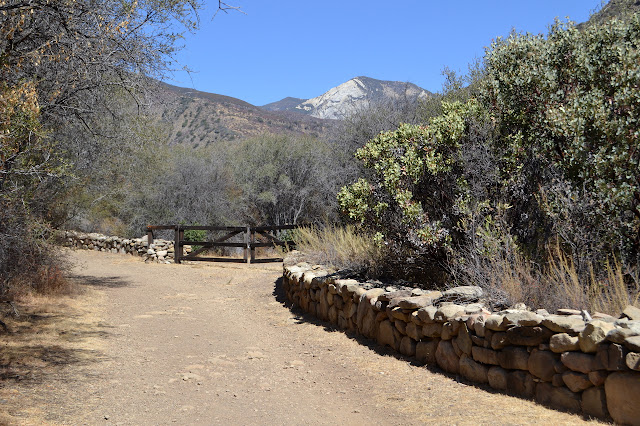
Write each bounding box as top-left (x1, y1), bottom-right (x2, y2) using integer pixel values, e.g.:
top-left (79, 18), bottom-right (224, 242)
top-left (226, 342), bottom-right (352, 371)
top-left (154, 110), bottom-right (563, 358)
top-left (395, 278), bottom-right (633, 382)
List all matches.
top-left (250, 227), bottom-right (256, 263)
top-left (244, 225), bottom-right (250, 263)
top-left (174, 225), bottom-right (181, 264)
top-left (146, 227), bottom-right (154, 247)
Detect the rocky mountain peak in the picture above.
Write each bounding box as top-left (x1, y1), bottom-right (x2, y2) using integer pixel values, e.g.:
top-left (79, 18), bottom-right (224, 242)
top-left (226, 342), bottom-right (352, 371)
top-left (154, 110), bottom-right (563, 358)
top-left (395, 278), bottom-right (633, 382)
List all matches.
top-left (262, 76), bottom-right (432, 120)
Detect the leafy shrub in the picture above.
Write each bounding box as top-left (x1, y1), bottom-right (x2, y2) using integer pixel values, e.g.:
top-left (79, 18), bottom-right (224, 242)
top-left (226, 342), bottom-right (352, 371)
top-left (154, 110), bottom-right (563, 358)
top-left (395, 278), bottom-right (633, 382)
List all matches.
top-left (338, 100), bottom-right (488, 283)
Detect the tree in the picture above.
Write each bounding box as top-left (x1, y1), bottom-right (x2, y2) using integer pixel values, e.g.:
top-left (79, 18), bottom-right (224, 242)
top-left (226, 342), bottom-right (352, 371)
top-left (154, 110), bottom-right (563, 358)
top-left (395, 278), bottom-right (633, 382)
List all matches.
top-left (230, 133), bottom-right (342, 226)
top-left (0, 0), bottom-right (239, 291)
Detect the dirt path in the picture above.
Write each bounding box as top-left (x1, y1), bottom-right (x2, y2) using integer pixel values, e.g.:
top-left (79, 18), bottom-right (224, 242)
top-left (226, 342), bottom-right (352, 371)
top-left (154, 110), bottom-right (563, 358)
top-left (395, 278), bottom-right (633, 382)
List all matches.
top-left (0, 250), bottom-right (600, 425)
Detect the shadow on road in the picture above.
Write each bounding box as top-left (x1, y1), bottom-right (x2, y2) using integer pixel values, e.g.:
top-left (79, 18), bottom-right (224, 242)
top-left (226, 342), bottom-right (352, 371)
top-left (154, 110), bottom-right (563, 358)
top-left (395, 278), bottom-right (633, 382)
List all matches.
top-left (69, 274), bottom-right (131, 288)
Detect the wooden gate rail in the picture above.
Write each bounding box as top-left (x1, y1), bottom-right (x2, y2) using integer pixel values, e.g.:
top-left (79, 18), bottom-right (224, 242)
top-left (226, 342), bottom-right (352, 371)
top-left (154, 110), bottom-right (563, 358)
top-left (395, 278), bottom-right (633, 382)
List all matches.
top-left (145, 224), bottom-right (297, 264)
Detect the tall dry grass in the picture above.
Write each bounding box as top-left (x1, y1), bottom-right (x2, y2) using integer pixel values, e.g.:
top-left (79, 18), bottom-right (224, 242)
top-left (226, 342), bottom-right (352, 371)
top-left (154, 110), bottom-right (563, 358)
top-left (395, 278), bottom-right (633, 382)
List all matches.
top-left (544, 245), bottom-right (640, 315)
top-left (292, 225), bottom-right (383, 276)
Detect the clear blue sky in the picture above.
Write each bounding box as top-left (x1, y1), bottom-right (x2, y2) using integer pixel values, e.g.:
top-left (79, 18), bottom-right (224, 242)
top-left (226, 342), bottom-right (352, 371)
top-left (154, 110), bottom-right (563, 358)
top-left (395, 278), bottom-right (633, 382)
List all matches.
top-left (167, 0), bottom-right (604, 106)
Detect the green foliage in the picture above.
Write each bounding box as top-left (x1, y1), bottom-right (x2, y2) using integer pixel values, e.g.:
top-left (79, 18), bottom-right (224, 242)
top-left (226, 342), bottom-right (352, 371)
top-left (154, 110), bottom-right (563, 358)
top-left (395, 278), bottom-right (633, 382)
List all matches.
top-left (338, 100), bottom-right (483, 252)
top-left (483, 16), bottom-right (640, 265)
top-left (339, 13), bottom-right (640, 303)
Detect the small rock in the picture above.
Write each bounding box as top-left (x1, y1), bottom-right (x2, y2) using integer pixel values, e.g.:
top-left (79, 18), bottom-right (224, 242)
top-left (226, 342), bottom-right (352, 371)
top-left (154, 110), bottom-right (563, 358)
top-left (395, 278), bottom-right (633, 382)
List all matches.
top-left (626, 352), bottom-right (640, 371)
top-left (621, 305), bottom-right (640, 321)
top-left (485, 314), bottom-right (507, 331)
top-left (624, 335), bottom-right (640, 352)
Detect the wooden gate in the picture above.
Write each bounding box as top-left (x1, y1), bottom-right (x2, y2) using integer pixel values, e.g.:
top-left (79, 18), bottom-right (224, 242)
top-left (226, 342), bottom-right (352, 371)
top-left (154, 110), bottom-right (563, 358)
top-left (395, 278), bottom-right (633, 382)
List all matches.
top-left (146, 224), bottom-right (296, 264)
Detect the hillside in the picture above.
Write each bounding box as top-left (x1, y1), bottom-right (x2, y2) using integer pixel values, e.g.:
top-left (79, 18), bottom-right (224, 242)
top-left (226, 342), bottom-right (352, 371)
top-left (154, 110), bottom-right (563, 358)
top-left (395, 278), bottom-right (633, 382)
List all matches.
top-left (152, 82), bottom-right (332, 147)
top-left (582, 0), bottom-right (640, 27)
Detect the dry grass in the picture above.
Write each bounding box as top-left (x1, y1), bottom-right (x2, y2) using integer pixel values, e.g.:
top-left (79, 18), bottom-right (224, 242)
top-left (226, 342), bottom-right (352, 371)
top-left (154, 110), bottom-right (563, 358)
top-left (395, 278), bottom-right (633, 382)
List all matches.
top-left (545, 245), bottom-right (640, 315)
top-left (0, 282), bottom-right (107, 424)
top-left (293, 225), bottom-right (382, 274)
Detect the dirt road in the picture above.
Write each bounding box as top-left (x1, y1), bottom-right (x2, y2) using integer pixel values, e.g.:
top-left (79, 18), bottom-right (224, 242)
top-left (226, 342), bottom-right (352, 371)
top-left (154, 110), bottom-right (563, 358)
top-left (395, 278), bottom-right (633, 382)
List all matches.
top-left (0, 250), bottom-right (598, 425)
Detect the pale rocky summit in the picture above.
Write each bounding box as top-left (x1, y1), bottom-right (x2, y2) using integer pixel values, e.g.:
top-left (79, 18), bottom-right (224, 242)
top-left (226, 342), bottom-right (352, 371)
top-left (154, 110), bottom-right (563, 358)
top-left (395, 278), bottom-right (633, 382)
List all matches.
top-left (292, 76), bottom-right (432, 120)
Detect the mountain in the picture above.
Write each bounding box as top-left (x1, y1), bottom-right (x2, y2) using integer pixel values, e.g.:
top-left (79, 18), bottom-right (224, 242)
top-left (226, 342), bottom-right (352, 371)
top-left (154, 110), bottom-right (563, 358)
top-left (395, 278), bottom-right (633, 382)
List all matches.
top-left (581, 0), bottom-right (640, 27)
top-left (152, 82), bottom-right (331, 147)
top-left (261, 97), bottom-right (306, 112)
top-left (262, 76), bottom-right (433, 120)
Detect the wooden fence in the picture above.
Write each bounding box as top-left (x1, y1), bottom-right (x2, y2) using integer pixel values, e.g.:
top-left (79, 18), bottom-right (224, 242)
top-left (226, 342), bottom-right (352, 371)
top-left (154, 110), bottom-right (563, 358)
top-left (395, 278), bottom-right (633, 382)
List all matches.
top-left (145, 225), bottom-right (297, 264)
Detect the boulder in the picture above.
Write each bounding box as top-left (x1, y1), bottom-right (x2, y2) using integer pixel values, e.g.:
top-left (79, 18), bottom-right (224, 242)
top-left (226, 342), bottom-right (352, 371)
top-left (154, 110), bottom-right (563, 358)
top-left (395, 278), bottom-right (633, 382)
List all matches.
top-left (377, 320), bottom-right (396, 349)
top-left (439, 286), bottom-right (483, 303)
top-left (498, 346), bottom-right (530, 370)
top-left (535, 382), bottom-right (582, 413)
top-left (405, 322), bottom-right (422, 341)
top-left (507, 370), bottom-right (535, 398)
top-left (490, 332), bottom-right (508, 350)
top-left (459, 354), bottom-right (489, 383)
top-left (579, 320), bottom-right (616, 353)
top-left (378, 290), bottom-right (412, 303)
top-left (501, 311), bottom-right (544, 327)
top-left (396, 292), bottom-right (441, 310)
top-left (422, 322), bottom-right (442, 338)
top-left (417, 306), bottom-right (438, 323)
top-left (561, 352), bottom-right (595, 374)
top-left (581, 386), bottom-right (608, 419)
top-left (624, 335), bottom-right (640, 352)
top-left (435, 340), bottom-right (459, 374)
top-left (434, 304), bottom-right (465, 322)
top-left (528, 349), bottom-right (559, 382)
top-left (416, 339), bottom-right (439, 365)
top-left (550, 333), bottom-right (580, 353)
top-left (485, 314), bottom-right (508, 331)
top-left (562, 371), bottom-right (593, 392)
top-left (606, 343), bottom-right (629, 371)
top-left (399, 336), bottom-right (416, 357)
top-left (605, 371), bottom-right (640, 425)
top-left (506, 326), bottom-right (553, 346)
top-left (456, 323), bottom-right (473, 355)
top-left (472, 346), bottom-right (500, 365)
top-left (541, 315), bottom-right (586, 333)
top-left (607, 327), bottom-right (640, 344)
top-left (487, 366), bottom-right (508, 390)
top-left (588, 371), bottom-right (608, 389)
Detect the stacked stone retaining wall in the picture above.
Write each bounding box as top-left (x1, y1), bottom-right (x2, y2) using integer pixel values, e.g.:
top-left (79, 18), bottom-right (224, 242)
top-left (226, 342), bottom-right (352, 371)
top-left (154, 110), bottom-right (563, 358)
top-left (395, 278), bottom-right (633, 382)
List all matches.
top-left (61, 230), bottom-right (190, 263)
top-left (283, 258), bottom-right (640, 424)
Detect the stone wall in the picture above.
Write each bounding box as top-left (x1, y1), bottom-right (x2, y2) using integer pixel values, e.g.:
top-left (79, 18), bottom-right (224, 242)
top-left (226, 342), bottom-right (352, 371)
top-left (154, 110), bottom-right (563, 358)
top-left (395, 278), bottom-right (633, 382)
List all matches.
top-left (283, 258), bottom-right (640, 424)
top-left (61, 230), bottom-right (190, 263)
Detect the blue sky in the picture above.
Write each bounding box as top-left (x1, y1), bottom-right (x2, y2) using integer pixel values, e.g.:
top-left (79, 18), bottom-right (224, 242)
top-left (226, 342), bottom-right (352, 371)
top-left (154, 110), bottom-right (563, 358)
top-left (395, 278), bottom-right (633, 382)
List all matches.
top-left (167, 1), bottom-right (603, 106)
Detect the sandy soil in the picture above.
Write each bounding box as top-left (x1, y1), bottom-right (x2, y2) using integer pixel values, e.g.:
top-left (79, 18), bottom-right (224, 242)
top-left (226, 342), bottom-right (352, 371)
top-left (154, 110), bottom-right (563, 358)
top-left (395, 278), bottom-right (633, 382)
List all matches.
top-left (0, 249), bottom-right (605, 425)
